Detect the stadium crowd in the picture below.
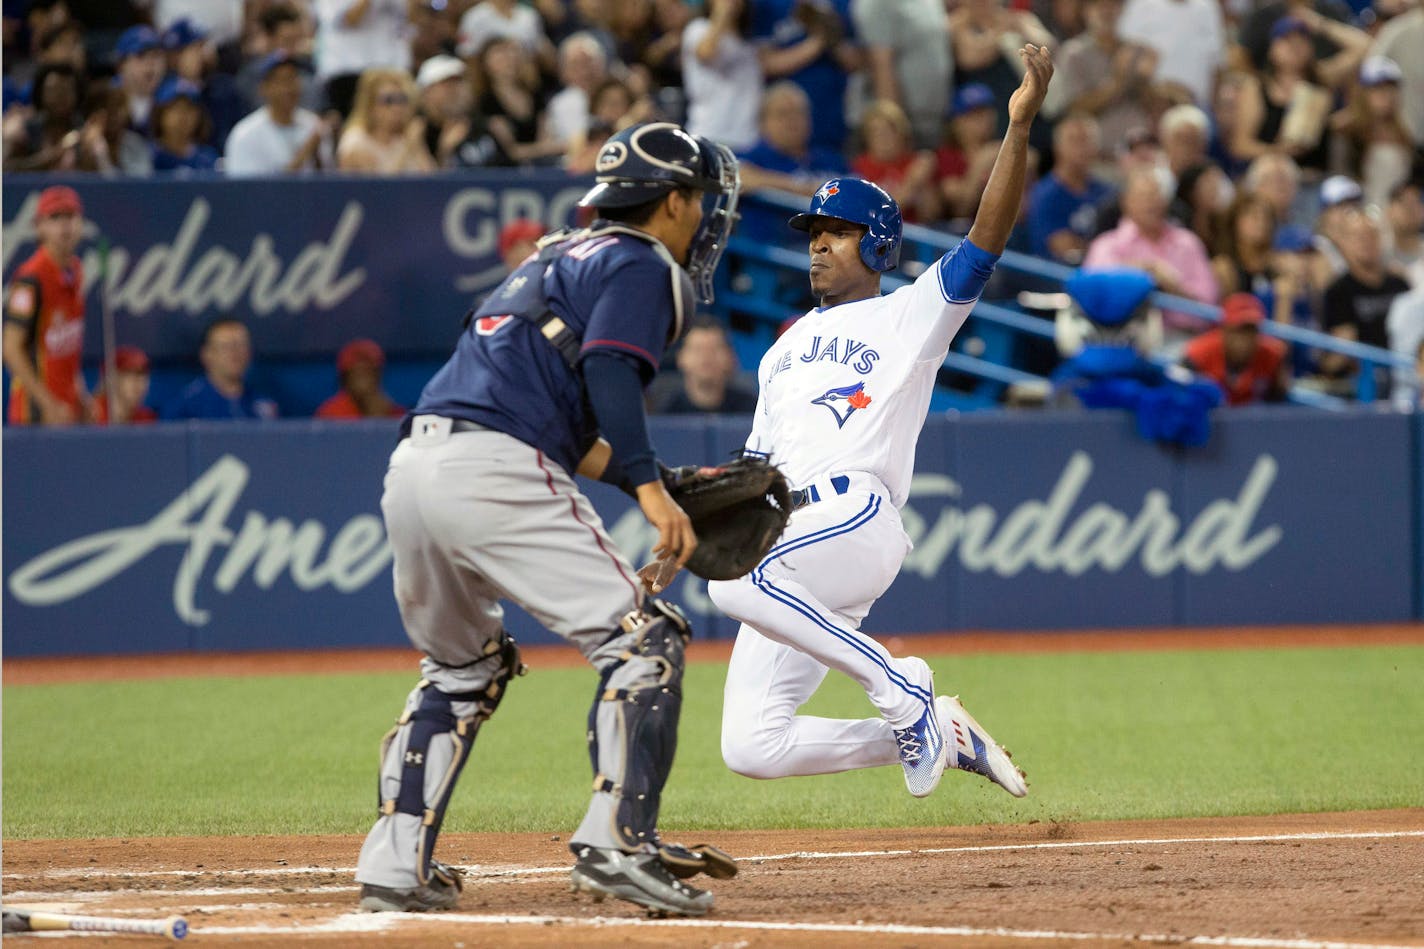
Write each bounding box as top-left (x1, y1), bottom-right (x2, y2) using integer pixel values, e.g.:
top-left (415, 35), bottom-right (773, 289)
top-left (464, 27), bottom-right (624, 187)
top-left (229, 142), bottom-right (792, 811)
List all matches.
top-left (3, 0), bottom-right (1422, 420)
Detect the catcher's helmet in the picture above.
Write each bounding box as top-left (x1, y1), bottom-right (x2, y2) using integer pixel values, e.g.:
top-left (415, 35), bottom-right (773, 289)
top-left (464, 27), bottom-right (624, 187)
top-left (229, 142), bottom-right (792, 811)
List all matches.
top-left (788, 177), bottom-right (902, 272)
top-left (578, 122), bottom-right (741, 305)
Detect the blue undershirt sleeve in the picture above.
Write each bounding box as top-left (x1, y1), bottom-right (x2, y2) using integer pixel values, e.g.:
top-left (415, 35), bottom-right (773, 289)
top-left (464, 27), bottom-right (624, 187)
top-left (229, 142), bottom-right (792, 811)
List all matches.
top-left (583, 351), bottom-right (658, 487)
top-left (938, 237), bottom-right (1001, 305)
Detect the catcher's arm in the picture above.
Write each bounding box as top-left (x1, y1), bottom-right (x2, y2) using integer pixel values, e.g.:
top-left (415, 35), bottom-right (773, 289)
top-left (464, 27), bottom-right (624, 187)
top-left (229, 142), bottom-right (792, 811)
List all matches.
top-left (576, 437), bottom-right (615, 481)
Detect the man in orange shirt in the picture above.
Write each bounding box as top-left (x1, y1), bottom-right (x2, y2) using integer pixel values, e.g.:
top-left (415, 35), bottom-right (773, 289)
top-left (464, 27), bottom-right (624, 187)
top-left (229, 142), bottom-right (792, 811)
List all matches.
top-left (3, 185), bottom-right (89, 425)
top-left (1182, 292), bottom-right (1290, 405)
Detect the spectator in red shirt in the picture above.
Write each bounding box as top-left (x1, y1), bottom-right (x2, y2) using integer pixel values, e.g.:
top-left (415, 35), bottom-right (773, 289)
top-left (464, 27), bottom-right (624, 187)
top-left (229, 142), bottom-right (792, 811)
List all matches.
top-left (851, 99), bottom-right (940, 223)
top-left (93, 345), bottom-right (158, 424)
top-left (499, 217), bottom-right (547, 271)
top-left (1181, 292), bottom-right (1290, 405)
top-left (315, 338), bottom-right (403, 419)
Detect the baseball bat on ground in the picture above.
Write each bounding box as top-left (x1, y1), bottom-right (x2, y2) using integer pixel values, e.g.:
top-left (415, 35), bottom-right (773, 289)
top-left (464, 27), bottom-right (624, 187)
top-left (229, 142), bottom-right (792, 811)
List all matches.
top-left (2, 908), bottom-right (187, 940)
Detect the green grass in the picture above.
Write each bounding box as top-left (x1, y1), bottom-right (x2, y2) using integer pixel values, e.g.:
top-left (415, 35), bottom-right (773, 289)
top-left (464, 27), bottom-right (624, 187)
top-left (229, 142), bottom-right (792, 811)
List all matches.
top-left (3, 645), bottom-right (1421, 839)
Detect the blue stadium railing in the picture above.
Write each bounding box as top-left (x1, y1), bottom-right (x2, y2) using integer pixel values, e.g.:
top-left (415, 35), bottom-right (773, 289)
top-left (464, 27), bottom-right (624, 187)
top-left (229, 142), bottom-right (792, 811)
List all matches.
top-left (716, 189), bottom-right (1414, 411)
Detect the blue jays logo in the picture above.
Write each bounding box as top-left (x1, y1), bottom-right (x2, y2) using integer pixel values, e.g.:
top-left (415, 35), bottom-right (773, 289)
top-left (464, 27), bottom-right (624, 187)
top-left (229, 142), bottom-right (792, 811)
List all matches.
top-left (815, 181), bottom-right (840, 202)
top-left (811, 382), bottom-right (872, 428)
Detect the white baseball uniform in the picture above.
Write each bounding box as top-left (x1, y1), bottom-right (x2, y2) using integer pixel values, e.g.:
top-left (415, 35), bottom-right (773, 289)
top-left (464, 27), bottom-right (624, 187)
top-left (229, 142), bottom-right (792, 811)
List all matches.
top-left (708, 237), bottom-right (998, 780)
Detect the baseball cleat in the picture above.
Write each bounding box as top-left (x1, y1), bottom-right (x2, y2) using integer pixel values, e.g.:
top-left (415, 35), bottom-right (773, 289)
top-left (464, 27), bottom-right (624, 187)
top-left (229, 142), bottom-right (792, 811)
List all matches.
top-left (570, 845), bottom-right (714, 917)
top-left (358, 861), bottom-right (463, 912)
top-left (894, 699), bottom-right (949, 798)
top-left (937, 694), bottom-right (1028, 798)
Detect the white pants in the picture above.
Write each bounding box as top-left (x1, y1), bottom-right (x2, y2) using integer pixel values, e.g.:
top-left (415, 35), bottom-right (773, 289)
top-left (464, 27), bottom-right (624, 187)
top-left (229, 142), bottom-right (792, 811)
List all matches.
top-left (708, 476), bottom-right (928, 781)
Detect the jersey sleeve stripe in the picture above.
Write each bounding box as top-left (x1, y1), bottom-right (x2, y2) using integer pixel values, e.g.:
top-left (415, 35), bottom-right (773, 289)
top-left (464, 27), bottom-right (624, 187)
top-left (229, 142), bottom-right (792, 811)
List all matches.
top-left (580, 338), bottom-right (657, 367)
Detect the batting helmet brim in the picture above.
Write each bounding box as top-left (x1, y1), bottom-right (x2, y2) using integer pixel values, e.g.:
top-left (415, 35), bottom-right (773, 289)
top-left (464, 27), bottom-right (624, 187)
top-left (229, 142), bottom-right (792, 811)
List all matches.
top-left (786, 211), bottom-right (866, 232)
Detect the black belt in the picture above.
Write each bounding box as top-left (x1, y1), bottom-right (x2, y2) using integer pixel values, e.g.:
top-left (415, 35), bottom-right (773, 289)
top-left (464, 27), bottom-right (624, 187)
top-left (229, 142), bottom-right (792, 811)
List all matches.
top-left (790, 475), bottom-right (851, 510)
top-left (399, 416), bottom-right (488, 440)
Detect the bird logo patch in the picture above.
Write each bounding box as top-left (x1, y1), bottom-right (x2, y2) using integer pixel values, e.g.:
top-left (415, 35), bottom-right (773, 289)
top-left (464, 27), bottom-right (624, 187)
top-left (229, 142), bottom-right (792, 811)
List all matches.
top-left (811, 382), bottom-right (872, 428)
top-left (815, 181), bottom-right (840, 202)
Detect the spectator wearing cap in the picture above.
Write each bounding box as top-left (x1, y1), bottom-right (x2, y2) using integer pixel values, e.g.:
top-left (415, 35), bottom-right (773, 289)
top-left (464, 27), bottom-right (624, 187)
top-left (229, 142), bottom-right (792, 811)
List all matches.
top-left (315, 0), bottom-right (414, 120)
top-left (681, 0), bottom-right (763, 153)
top-left (948, 0), bottom-right (1054, 137)
top-left (3, 186), bottom-right (89, 425)
top-left (236, 3), bottom-right (323, 115)
top-left (1230, 16), bottom-right (1334, 175)
top-left (1384, 180), bottom-right (1424, 287)
top-left (151, 78), bottom-right (219, 173)
top-left (499, 218), bottom-right (547, 271)
top-left (315, 339), bottom-right (403, 419)
top-left (937, 82), bottom-right (1004, 224)
top-left (455, 0), bottom-right (556, 73)
top-left (735, 81), bottom-right (848, 241)
top-left (1052, 0), bottom-right (1155, 150)
top-left (851, 100), bottom-right (940, 223)
top-left (1085, 166), bottom-right (1221, 339)
top-left (1028, 114), bottom-right (1114, 264)
top-left (851, 0), bottom-right (952, 150)
top-left (93, 345), bottom-right (157, 424)
top-left (151, 0), bottom-right (245, 59)
top-left (113, 24), bottom-right (165, 135)
top-left (1320, 207), bottom-right (1411, 393)
top-left (224, 51), bottom-right (335, 176)
top-left (1239, 0), bottom-right (1359, 78)
top-left (1269, 221), bottom-right (1328, 374)
top-left (1181, 293), bottom-right (1291, 405)
top-left (160, 16), bottom-right (245, 150)
top-left (750, 0), bottom-right (863, 154)
top-left (416, 54), bottom-right (496, 169)
top-left (1314, 173), bottom-right (1364, 277)
top-left (336, 67), bottom-right (435, 174)
top-left (1370, 0), bottom-right (1424, 148)
top-left (1330, 56), bottom-right (1415, 208)
top-left (1116, 0), bottom-right (1224, 105)
top-left (163, 318), bottom-right (278, 420)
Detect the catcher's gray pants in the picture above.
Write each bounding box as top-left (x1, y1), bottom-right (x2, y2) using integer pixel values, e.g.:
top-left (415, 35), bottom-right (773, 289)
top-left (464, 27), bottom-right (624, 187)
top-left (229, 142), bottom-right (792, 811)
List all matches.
top-left (356, 417), bottom-right (643, 888)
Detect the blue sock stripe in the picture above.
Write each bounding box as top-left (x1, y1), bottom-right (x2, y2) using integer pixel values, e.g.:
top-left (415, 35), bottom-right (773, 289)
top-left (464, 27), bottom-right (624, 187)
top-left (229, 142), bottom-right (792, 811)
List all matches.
top-left (757, 495), bottom-right (881, 572)
top-left (753, 576), bottom-right (933, 705)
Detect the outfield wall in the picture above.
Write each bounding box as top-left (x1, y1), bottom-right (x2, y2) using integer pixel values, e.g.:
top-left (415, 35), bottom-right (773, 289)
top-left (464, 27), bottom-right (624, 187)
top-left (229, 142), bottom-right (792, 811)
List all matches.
top-left (3, 407), bottom-right (1416, 657)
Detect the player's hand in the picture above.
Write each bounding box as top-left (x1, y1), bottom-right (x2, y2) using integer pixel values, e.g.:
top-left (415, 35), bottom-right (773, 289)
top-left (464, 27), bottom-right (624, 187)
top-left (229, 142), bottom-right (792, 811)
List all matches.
top-left (1007, 44), bottom-right (1053, 129)
top-left (636, 480), bottom-right (699, 569)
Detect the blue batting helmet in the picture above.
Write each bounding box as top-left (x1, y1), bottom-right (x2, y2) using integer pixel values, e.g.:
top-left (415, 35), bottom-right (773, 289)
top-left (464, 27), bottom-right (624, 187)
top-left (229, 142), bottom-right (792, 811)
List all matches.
top-left (788, 177), bottom-right (902, 272)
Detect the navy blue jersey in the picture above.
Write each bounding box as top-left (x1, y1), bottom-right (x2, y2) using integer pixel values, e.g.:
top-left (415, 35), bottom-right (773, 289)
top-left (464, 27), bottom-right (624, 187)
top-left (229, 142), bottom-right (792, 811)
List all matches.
top-left (414, 227), bottom-right (684, 475)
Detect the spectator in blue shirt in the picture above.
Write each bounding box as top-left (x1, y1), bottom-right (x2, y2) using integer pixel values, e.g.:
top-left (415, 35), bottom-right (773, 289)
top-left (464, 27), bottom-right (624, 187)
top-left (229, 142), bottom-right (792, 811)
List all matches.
top-left (1028, 114), bottom-right (1114, 263)
top-left (150, 78), bottom-right (219, 174)
top-left (163, 318), bottom-right (278, 420)
top-left (750, 0), bottom-right (862, 152)
top-left (736, 81), bottom-right (848, 242)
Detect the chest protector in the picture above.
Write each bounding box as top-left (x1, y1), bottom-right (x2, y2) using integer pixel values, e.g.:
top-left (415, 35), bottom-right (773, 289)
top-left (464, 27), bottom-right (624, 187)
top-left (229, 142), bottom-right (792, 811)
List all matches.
top-left (466, 224), bottom-right (695, 370)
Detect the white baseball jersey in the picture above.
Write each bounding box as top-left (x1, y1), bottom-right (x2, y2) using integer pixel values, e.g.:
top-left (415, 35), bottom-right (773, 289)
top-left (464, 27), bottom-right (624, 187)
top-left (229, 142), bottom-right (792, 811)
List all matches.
top-left (744, 239), bottom-right (999, 508)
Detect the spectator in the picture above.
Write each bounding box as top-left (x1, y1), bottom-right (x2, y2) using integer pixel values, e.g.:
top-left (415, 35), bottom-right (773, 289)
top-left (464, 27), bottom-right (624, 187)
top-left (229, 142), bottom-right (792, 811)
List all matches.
top-left (1240, 151), bottom-right (1305, 230)
top-left (1208, 70), bottom-right (1253, 179)
top-left (151, 0), bottom-right (245, 58)
top-left (545, 31), bottom-right (608, 149)
top-left (416, 54), bottom-right (497, 169)
top-left (1239, 0), bottom-right (1358, 77)
top-left (1370, 0), bottom-right (1423, 148)
top-left (937, 82), bottom-right (1004, 224)
top-left (1212, 192), bottom-right (1280, 299)
top-left (949, 0), bottom-right (1054, 136)
top-left (112, 24), bottom-right (165, 135)
top-left (315, 338), bottom-right (403, 419)
top-left (93, 345), bottom-right (157, 424)
top-left (455, 0), bottom-right (556, 73)
top-left (3, 186), bottom-right (88, 426)
top-left (1173, 162), bottom-right (1234, 255)
top-left (564, 77), bottom-right (652, 171)
top-left (1159, 104), bottom-right (1212, 179)
top-left (737, 80), bottom-right (848, 196)
top-left (851, 0), bottom-right (952, 149)
top-left (3, 62), bottom-right (83, 172)
top-left (1385, 180), bottom-right (1424, 287)
top-left (1247, 2), bottom-right (1373, 92)
top-left (498, 218), bottom-right (547, 271)
top-left (150, 79), bottom-right (219, 174)
top-left (851, 99), bottom-right (940, 223)
top-left (162, 318), bottom-right (278, 420)
top-left (1230, 17), bottom-right (1335, 175)
top-left (224, 51), bottom-right (335, 175)
top-left (1028, 113), bottom-right (1114, 263)
top-left (1266, 223), bottom-right (1326, 373)
top-left (74, 84), bottom-right (154, 177)
top-left (1320, 208), bottom-right (1411, 392)
top-left (1085, 167), bottom-right (1221, 339)
top-left (1181, 293), bottom-right (1290, 404)
top-left (1330, 56), bottom-right (1416, 208)
top-left (1386, 285), bottom-right (1424, 404)
top-left (235, 3), bottom-right (323, 114)
top-left (475, 36), bottom-right (562, 166)
top-left (1314, 173), bottom-right (1364, 277)
top-left (641, 0), bottom-right (695, 99)
top-left (681, 0), bottom-right (762, 152)
top-left (315, 0), bottom-right (413, 119)
top-left (647, 317), bottom-right (759, 414)
top-left (751, 0), bottom-right (863, 153)
top-left (160, 16), bottom-right (246, 149)
top-left (1052, 0), bottom-right (1155, 149)
top-left (1116, 0), bottom-right (1224, 106)
top-left (336, 67), bottom-right (436, 173)
top-left (34, 19), bottom-right (87, 76)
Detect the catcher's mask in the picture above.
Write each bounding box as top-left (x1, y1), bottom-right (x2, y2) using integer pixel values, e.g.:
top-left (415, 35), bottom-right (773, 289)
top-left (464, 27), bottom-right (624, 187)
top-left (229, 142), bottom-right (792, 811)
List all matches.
top-left (579, 122), bottom-right (741, 304)
top-left (788, 176), bottom-right (902, 272)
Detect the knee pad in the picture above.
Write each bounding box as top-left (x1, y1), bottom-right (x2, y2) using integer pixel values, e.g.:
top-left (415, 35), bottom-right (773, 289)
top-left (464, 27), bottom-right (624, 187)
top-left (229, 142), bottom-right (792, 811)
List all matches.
top-left (584, 599), bottom-right (691, 851)
top-left (375, 631), bottom-right (524, 883)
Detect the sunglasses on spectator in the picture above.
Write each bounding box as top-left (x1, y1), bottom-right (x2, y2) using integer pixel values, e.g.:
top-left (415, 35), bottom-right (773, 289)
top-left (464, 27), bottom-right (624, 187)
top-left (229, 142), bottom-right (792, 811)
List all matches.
top-left (377, 92), bottom-right (409, 106)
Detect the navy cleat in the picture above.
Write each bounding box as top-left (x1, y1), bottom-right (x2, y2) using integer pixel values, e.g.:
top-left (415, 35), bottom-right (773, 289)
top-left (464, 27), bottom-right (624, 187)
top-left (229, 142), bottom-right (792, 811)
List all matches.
top-left (570, 846), bottom-right (714, 917)
top-left (894, 700), bottom-right (949, 798)
top-left (937, 695), bottom-right (1028, 798)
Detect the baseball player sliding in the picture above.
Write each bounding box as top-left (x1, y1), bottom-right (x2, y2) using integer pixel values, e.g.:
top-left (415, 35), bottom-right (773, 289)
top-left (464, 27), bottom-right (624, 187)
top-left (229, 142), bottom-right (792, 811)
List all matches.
top-left (709, 46), bottom-right (1054, 799)
top-left (354, 123), bottom-right (741, 919)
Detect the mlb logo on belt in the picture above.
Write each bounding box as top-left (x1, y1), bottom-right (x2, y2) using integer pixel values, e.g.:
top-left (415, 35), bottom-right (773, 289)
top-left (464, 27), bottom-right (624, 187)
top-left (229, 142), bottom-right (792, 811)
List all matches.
top-left (811, 381), bottom-right (872, 428)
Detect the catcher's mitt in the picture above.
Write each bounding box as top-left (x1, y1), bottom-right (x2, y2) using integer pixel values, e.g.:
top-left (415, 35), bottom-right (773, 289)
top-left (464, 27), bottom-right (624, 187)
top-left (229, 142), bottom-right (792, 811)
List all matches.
top-left (661, 456), bottom-right (792, 581)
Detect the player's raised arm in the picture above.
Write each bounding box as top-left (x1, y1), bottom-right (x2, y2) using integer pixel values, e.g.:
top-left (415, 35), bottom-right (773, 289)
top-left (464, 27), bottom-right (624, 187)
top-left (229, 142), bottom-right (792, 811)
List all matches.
top-left (966, 45), bottom-right (1053, 256)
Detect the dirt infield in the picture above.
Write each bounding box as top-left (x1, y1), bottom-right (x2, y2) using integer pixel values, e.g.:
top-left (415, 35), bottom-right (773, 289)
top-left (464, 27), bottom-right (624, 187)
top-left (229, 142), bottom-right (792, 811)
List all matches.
top-left (4, 811), bottom-right (1423, 947)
